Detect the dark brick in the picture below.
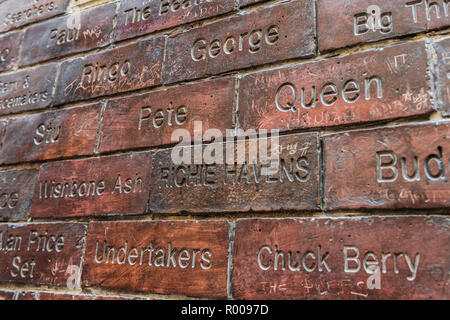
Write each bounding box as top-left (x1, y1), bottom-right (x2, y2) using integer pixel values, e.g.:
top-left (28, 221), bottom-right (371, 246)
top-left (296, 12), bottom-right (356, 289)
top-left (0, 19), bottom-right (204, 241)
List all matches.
top-left (0, 223), bottom-right (86, 287)
top-left (149, 132), bottom-right (320, 214)
top-left (323, 122), bottom-right (450, 210)
top-left (0, 31), bottom-right (23, 72)
top-left (163, 0), bottom-right (316, 83)
top-left (54, 37), bottom-right (165, 106)
top-left (431, 37), bottom-right (450, 116)
top-left (98, 78), bottom-right (235, 153)
top-left (0, 0), bottom-right (69, 32)
top-left (233, 216), bottom-right (450, 299)
top-left (319, 0), bottom-right (450, 52)
top-left (239, 40), bottom-right (433, 131)
top-left (0, 169), bottom-right (38, 221)
top-left (31, 152), bottom-right (152, 218)
top-left (19, 3), bottom-right (115, 66)
top-left (83, 220), bottom-right (229, 298)
top-left (0, 103), bottom-right (101, 164)
top-left (115, 0), bottom-right (235, 42)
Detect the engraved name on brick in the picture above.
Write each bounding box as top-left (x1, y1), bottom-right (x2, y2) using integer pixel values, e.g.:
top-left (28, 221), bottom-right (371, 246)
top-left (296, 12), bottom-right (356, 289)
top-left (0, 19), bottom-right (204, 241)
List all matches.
top-left (98, 78), bottom-right (234, 153)
top-left (0, 223), bottom-right (86, 287)
top-left (19, 3), bottom-right (115, 66)
top-left (83, 220), bottom-right (229, 297)
top-left (164, 0), bottom-right (316, 83)
top-left (0, 103), bottom-right (101, 164)
top-left (115, 0), bottom-right (235, 42)
top-left (31, 152), bottom-right (152, 218)
top-left (54, 37), bottom-right (165, 106)
top-left (239, 41), bottom-right (432, 131)
top-left (0, 31), bottom-right (23, 72)
top-left (323, 122), bottom-right (450, 210)
top-left (319, 0), bottom-right (450, 51)
top-left (232, 216), bottom-right (450, 299)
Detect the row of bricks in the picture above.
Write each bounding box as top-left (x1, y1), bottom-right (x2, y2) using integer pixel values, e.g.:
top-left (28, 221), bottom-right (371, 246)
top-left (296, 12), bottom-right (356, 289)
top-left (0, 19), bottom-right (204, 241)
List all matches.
top-left (0, 120), bottom-right (448, 220)
top-left (0, 216), bottom-right (448, 299)
top-left (0, 38), bottom-right (448, 162)
top-left (0, 1), bottom-right (449, 112)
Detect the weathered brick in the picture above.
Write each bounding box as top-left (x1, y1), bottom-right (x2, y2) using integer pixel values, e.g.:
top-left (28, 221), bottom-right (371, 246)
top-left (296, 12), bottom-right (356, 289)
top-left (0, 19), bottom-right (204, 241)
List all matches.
top-left (431, 37), bottom-right (450, 116)
top-left (31, 152), bottom-right (152, 218)
top-left (98, 78), bottom-right (235, 153)
top-left (239, 41), bottom-right (433, 131)
top-left (318, 0), bottom-right (450, 52)
top-left (0, 103), bottom-right (100, 164)
top-left (0, 31), bottom-right (23, 72)
top-left (17, 291), bottom-right (138, 300)
top-left (323, 122), bottom-right (450, 210)
top-left (19, 3), bottom-right (115, 66)
top-left (163, 0), bottom-right (316, 84)
top-left (0, 169), bottom-right (38, 221)
top-left (54, 37), bottom-right (165, 106)
top-left (239, 0), bottom-right (268, 7)
top-left (0, 290), bottom-right (15, 300)
top-left (115, 0), bottom-right (235, 42)
top-left (149, 132), bottom-right (320, 214)
top-left (0, 63), bottom-right (58, 116)
top-left (83, 220), bottom-right (229, 298)
top-left (0, 223), bottom-right (86, 287)
top-left (232, 216), bottom-right (450, 299)
top-left (0, 0), bottom-right (69, 32)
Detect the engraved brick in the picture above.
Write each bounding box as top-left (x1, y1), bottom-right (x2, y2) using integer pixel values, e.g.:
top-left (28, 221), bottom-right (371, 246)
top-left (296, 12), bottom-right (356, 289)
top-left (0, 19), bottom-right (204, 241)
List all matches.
top-left (318, 0), bottom-right (450, 52)
top-left (0, 31), bottom-right (23, 72)
top-left (99, 78), bottom-right (235, 153)
top-left (163, 0), bottom-right (316, 84)
top-left (0, 290), bottom-right (15, 300)
top-left (149, 132), bottom-right (319, 214)
top-left (0, 223), bottom-right (86, 287)
top-left (31, 152), bottom-right (152, 218)
top-left (83, 220), bottom-right (229, 298)
top-left (17, 291), bottom-right (139, 300)
top-left (233, 216), bottom-right (450, 299)
top-left (0, 103), bottom-right (100, 164)
top-left (54, 37), bottom-right (165, 106)
top-left (19, 3), bottom-right (115, 66)
top-left (0, 169), bottom-right (38, 221)
top-left (0, 0), bottom-right (69, 32)
top-left (115, 0), bottom-right (235, 42)
top-left (323, 122), bottom-right (450, 210)
top-left (0, 63), bottom-right (58, 116)
top-left (431, 37), bottom-right (450, 116)
top-left (239, 41), bottom-right (433, 131)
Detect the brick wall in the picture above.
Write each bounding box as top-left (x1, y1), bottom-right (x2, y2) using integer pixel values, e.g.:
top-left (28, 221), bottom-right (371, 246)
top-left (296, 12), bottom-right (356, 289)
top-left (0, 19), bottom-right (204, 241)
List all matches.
top-left (0, 0), bottom-right (448, 300)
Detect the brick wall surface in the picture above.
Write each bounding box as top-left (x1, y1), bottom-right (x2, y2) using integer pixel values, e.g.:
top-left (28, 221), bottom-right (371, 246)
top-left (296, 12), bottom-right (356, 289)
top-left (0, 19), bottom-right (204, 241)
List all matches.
top-left (0, 0), bottom-right (448, 300)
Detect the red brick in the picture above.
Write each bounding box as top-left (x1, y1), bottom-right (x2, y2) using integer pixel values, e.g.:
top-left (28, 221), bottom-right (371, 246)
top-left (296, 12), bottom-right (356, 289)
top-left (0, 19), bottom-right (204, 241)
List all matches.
top-left (318, 0), bottom-right (450, 52)
top-left (0, 31), bottom-right (23, 72)
top-left (19, 3), bottom-right (115, 66)
top-left (0, 0), bottom-right (69, 32)
top-left (115, 0), bottom-right (235, 42)
top-left (0, 63), bottom-right (58, 116)
top-left (31, 152), bottom-right (152, 218)
top-left (0, 290), bottom-right (15, 300)
top-left (54, 37), bottom-right (165, 106)
top-left (82, 220), bottom-right (229, 298)
top-left (163, 0), bottom-right (316, 84)
top-left (149, 132), bottom-right (319, 214)
top-left (431, 37), bottom-right (450, 116)
top-left (17, 291), bottom-right (138, 300)
top-left (98, 78), bottom-right (235, 153)
top-left (0, 223), bottom-right (86, 287)
top-left (239, 40), bottom-right (433, 132)
top-left (0, 169), bottom-right (38, 221)
top-left (0, 103), bottom-right (101, 164)
top-left (232, 216), bottom-right (450, 299)
top-left (323, 122), bottom-right (450, 210)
